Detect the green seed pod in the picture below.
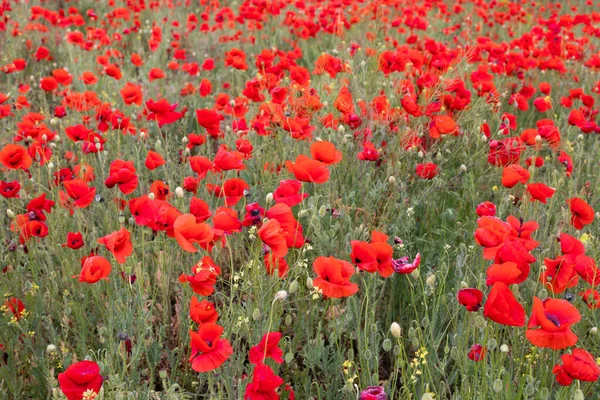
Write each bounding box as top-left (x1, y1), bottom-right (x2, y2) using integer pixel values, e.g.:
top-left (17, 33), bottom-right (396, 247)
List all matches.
top-left (382, 339), bottom-right (392, 352)
top-left (285, 352), bottom-right (294, 364)
top-left (539, 388), bottom-right (549, 400)
top-left (524, 384), bottom-right (534, 396)
top-left (348, 348), bottom-right (354, 360)
top-left (288, 280), bottom-right (299, 294)
top-left (492, 379), bottom-right (502, 393)
top-left (474, 315), bottom-right (487, 329)
top-left (486, 338), bottom-right (497, 351)
top-left (573, 389), bottom-right (584, 400)
top-left (252, 308), bottom-right (261, 321)
top-left (285, 314), bottom-right (292, 326)
top-left (364, 349), bottom-right (372, 361)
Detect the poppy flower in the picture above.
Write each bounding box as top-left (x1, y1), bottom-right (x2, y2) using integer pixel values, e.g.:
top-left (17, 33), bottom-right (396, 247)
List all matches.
top-left (541, 256), bottom-right (578, 294)
top-left (190, 198), bottom-right (212, 223)
top-left (213, 146), bottom-right (246, 171)
top-left (553, 348), bottom-right (600, 386)
top-left (501, 164), bottom-right (530, 188)
top-left (312, 256), bottom-right (359, 298)
top-left (189, 156), bottom-right (214, 178)
top-left (104, 160), bottom-right (138, 195)
top-left (526, 297), bottom-right (581, 350)
top-left (249, 332), bottom-right (284, 365)
top-left (457, 288), bottom-right (483, 312)
top-left (264, 253), bottom-right (289, 278)
top-left (97, 228), bottom-right (133, 264)
top-left (4, 297), bottom-right (25, 320)
top-left (58, 360), bottom-right (104, 400)
top-left (80, 71), bottom-right (97, 85)
top-left (526, 183), bottom-right (556, 203)
top-left (0, 144), bottom-right (32, 170)
top-left (429, 115), bottom-right (458, 138)
top-left (224, 48), bottom-right (248, 70)
top-left (493, 241), bottom-right (534, 284)
top-left (475, 202), bottom-right (496, 217)
top-left (285, 155), bottom-right (330, 184)
top-left (468, 344), bottom-right (487, 362)
top-left (145, 150), bottom-right (166, 170)
top-left (242, 203), bottom-right (265, 227)
top-left (273, 180), bottom-right (308, 207)
top-left (196, 109), bottom-right (224, 139)
top-left (265, 204), bottom-right (305, 249)
top-left (310, 141), bottom-right (342, 165)
top-left (179, 256), bottom-right (221, 296)
top-left (148, 68), bottom-right (165, 81)
top-left (62, 179), bottom-right (96, 211)
top-left (63, 232), bottom-right (84, 249)
top-left (568, 198), bottom-right (594, 230)
top-left (120, 82), bottom-right (143, 106)
top-left (558, 233), bottom-right (585, 258)
top-left (190, 297), bottom-right (218, 325)
top-left (149, 180), bottom-right (171, 201)
top-left (189, 323), bottom-right (233, 372)
top-left (212, 207), bottom-right (242, 237)
top-left (483, 282), bottom-right (525, 327)
top-left (580, 289), bottom-right (600, 309)
top-left (0, 180), bottom-right (20, 198)
top-left (474, 217), bottom-right (511, 259)
top-left (573, 255), bottom-right (600, 287)
top-left (74, 255), bottom-right (112, 284)
top-left (415, 163), bottom-right (439, 180)
top-left (505, 216), bottom-right (539, 251)
top-left (350, 241), bottom-right (379, 273)
top-left (173, 214), bottom-right (214, 253)
top-left (258, 220), bottom-right (288, 259)
top-left (485, 262), bottom-right (522, 286)
top-left (146, 98), bottom-right (187, 127)
top-left (244, 364), bottom-right (284, 400)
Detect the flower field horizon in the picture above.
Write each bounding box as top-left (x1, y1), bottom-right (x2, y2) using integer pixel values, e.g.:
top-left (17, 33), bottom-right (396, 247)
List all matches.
top-left (1, 0), bottom-right (600, 398)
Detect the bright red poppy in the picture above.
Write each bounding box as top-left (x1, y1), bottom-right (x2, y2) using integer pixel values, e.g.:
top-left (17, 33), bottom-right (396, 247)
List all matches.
top-left (189, 323), bottom-right (233, 372)
top-left (313, 256), bottom-right (359, 298)
top-left (526, 297), bottom-right (580, 350)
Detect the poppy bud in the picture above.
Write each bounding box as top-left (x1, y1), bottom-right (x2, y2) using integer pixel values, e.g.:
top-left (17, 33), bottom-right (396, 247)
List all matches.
top-left (500, 344), bottom-right (509, 353)
top-left (48, 162), bottom-right (55, 169)
top-left (6, 209), bottom-right (15, 218)
top-left (175, 187), bottom-right (184, 198)
top-left (460, 164), bottom-right (467, 172)
top-left (306, 277), bottom-right (313, 289)
top-left (481, 135), bottom-right (488, 142)
top-left (252, 308), bottom-right (261, 320)
top-left (388, 176), bottom-right (396, 184)
top-left (426, 274), bottom-right (436, 287)
top-left (390, 322), bottom-right (401, 338)
top-left (148, 192), bottom-right (155, 200)
top-left (46, 344), bottom-right (57, 353)
top-left (265, 192), bottom-right (273, 204)
top-left (590, 327), bottom-right (598, 335)
top-left (274, 290), bottom-right (288, 302)
top-left (139, 131), bottom-right (146, 139)
top-left (288, 280), bottom-right (299, 293)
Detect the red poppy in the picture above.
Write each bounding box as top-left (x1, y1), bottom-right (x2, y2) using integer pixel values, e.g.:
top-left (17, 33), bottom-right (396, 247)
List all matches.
top-left (97, 228), bottom-right (133, 264)
top-left (242, 203), bottom-right (265, 227)
top-left (74, 255), bottom-right (111, 284)
top-left (212, 207), bottom-right (242, 237)
top-left (266, 204), bottom-right (305, 249)
top-left (541, 256), bottom-right (578, 294)
top-left (486, 262), bottom-right (522, 286)
top-left (483, 282), bottom-right (525, 327)
top-left (213, 146), bottom-right (246, 171)
top-left (310, 141), bottom-right (342, 165)
top-left (244, 363), bottom-right (285, 400)
top-left (468, 344), bottom-right (487, 362)
top-left (476, 202), bottom-right (496, 217)
top-left (526, 297), bottom-right (580, 350)
top-left (273, 180), bottom-right (308, 207)
top-left (120, 82), bottom-right (143, 106)
top-left (285, 155), bottom-right (330, 184)
top-left (210, 178), bottom-right (249, 206)
top-left (249, 332), bottom-right (284, 365)
top-left (4, 297), bottom-right (25, 320)
top-left (474, 216), bottom-right (511, 259)
top-left (190, 297), bottom-right (219, 325)
top-left (505, 216), bottom-right (539, 251)
top-left (553, 348), bottom-right (600, 386)
top-left (179, 256), bottom-right (221, 296)
top-left (258, 220), bottom-right (288, 259)
top-left (146, 98), bottom-right (187, 127)
top-left (196, 109), bottom-right (224, 139)
top-left (264, 253), bottom-right (289, 278)
top-left (62, 179), bottom-right (96, 211)
top-left (63, 232), bottom-right (84, 249)
top-left (350, 241), bottom-right (378, 273)
top-left (145, 150), bottom-right (166, 170)
top-left (0, 144), bottom-right (32, 170)
top-left (313, 256), bottom-right (359, 298)
top-left (224, 48), bottom-right (248, 70)
top-left (104, 160), bottom-right (138, 195)
top-left (415, 163), bottom-right (439, 180)
top-left (457, 288), bottom-right (483, 312)
top-left (526, 183), bottom-right (556, 203)
top-left (392, 254), bottom-right (421, 274)
top-left (493, 241), bottom-right (535, 284)
top-left (189, 197), bottom-right (212, 223)
top-left (501, 164), bottom-right (530, 188)
top-left (189, 323), bottom-right (233, 372)
top-left (58, 360), bottom-right (104, 400)
top-left (27, 192), bottom-right (55, 221)
top-left (149, 180), bottom-right (171, 201)
top-left (568, 198), bottom-right (594, 230)
top-left (0, 180), bottom-right (20, 198)
top-left (173, 214), bottom-right (214, 253)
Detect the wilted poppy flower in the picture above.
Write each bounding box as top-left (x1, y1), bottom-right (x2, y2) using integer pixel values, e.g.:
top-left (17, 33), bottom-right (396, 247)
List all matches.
top-left (249, 332), bottom-right (284, 365)
top-left (553, 348), bottom-right (600, 386)
top-left (457, 288), bottom-right (483, 311)
top-left (97, 228), bottom-right (133, 264)
top-left (468, 344), bottom-right (487, 362)
top-left (189, 323), bottom-right (233, 372)
top-left (74, 255), bottom-right (112, 284)
top-left (526, 297), bottom-right (581, 350)
top-left (244, 363), bottom-right (284, 399)
top-left (58, 360), bottom-right (104, 400)
top-left (359, 386), bottom-right (387, 400)
top-left (392, 254), bottom-right (421, 274)
top-left (483, 282), bottom-right (525, 327)
top-left (568, 198), bottom-right (594, 230)
top-left (173, 214), bottom-right (214, 253)
top-left (179, 256), bottom-right (221, 296)
top-left (190, 297), bottom-right (218, 325)
top-left (415, 163), bottom-right (439, 180)
top-left (63, 232), bottom-right (84, 249)
top-left (285, 155), bottom-right (330, 184)
top-left (313, 256), bottom-right (359, 298)
top-left (0, 144), bottom-right (32, 170)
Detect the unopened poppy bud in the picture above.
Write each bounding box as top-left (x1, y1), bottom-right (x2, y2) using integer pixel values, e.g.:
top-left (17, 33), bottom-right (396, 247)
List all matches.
top-left (492, 379), bottom-right (503, 393)
top-left (274, 290), bottom-right (288, 302)
top-left (42, 134), bottom-right (48, 142)
top-left (6, 209), bottom-right (15, 218)
top-left (410, 269), bottom-right (419, 279)
top-left (460, 281), bottom-right (468, 288)
top-left (577, 134), bottom-right (584, 141)
top-left (118, 215), bottom-right (126, 224)
top-left (474, 315), bottom-right (487, 329)
top-left (47, 162), bottom-right (55, 169)
top-left (390, 322), bottom-right (401, 338)
top-left (181, 136), bottom-right (188, 144)
top-left (229, 100), bottom-right (236, 107)
top-left (128, 217), bottom-right (135, 225)
top-left (298, 209), bottom-right (309, 218)
top-left (426, 274), bottom-right (436, 287)
top-left (148, 192), bottom-right (155, 200)
top-left (46, 344), bottom-right (57, 353)
top-left (388, 176), bottom-right (396, 184)
top-left (95, 142), bottom-right (101, 150)
top-left (460, 164), bottom-right (467, 172)
top-left (590, 327), bottom-right (598, 335)
top-left (535, 135), bottom-right (542, 143)
top-left (574, 389), bottom-right (585, 400)
top-left (288, 280), bottom-right (299, 293)
top-left (337, 125), bottom-right (345, 133)
top-left (139, 131), bottom-right (146, 140)
top-left (155, 140), bottom-right (161, 149)
top-left (417, 151), bottom-right (424, 158)
top-left (225, 126), bottom-right (232, 133)
top-left (480, 135), bottom-right (488, 143)
top-left (382, 338), bottom-right (392, 351)
top-left (175, 187), bottom-right (184, 198)
top-left (306, 277), bottom-right (313, 289)
top-left (252, 308), bottom-right (261, 320)
top-left (50, 118), bottom-right (58, 126)
top-left (500, 344), bottom-right (509, 353)
top-left (318, 205), bottom-right (327, 217)
top-left (265, 192), bottom-right (273, 204)
top-left (184, 148), bottom-right (191, 156)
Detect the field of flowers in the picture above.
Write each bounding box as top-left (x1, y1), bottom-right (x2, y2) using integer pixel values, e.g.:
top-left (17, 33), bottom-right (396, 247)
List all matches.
top-left (1, 0), bottom-right (600, 398)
